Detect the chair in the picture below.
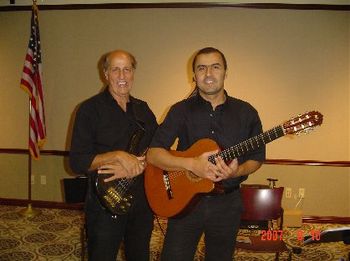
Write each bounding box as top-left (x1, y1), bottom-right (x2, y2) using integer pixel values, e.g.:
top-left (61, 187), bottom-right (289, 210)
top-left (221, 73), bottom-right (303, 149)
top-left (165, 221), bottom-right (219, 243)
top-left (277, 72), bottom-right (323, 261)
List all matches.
top-left (62, 176), bottom-right (88, 203)
top-left (236, 184), bottom-right (291, 260)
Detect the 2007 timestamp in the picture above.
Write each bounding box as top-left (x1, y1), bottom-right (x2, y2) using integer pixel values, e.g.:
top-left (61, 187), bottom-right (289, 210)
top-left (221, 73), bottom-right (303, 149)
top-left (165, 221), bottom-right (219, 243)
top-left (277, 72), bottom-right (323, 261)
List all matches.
top-left (261, 229), bottom-right (321, 241)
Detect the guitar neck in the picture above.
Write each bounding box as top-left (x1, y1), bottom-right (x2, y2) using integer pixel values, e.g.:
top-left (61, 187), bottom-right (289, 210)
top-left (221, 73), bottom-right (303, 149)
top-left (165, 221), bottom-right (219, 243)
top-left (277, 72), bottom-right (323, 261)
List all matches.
top-left (208, 125), bottom-right (285, 164)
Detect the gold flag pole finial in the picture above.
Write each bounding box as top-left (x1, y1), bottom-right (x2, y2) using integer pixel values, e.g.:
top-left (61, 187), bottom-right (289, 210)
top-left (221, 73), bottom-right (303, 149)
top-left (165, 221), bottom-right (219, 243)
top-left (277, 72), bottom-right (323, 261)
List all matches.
top-left (32, 0), bottom-right (37, 10)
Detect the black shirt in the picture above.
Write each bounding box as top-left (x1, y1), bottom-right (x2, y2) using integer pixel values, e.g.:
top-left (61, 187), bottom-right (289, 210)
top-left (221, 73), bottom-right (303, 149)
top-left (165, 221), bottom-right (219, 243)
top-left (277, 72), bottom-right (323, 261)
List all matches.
top-left (69, 88), bottom-right (158, 175)
top-left (149, 92), bottom-right (265, 188)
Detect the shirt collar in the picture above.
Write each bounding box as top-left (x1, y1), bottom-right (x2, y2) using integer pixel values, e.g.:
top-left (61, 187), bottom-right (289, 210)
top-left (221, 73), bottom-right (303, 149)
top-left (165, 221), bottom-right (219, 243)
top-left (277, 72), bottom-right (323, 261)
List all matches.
top-left (195, 90), bottom-right (229, 111)
top-left (103, 87), bottom-right (134, 105)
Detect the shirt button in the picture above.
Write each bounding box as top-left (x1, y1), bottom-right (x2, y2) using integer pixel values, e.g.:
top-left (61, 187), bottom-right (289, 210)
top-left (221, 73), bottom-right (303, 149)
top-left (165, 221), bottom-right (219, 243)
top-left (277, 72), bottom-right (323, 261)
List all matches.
top-left (211, 130), bottom-right (215, 134)
top-left (210, 113), bottom-right (213, 117)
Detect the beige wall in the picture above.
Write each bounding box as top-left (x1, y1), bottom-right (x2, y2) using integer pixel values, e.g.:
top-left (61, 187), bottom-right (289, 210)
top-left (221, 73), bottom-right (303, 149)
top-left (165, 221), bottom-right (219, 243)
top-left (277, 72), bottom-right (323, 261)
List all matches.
top-left (0, 7), bottom-right (349, 216)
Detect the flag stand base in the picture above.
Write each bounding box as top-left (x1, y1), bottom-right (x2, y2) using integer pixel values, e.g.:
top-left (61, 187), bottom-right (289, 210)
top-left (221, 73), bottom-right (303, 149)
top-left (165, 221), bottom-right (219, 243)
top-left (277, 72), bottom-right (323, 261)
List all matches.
top-left (20, 203), bottom-right (40, 218)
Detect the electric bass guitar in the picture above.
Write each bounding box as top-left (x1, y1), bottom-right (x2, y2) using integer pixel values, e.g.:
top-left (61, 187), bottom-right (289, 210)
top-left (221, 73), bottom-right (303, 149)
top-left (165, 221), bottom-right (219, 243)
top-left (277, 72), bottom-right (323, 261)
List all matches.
top-left (144, 111), bottom-right (323, 218)
top-left (95, 123), bottom-right (145, 216)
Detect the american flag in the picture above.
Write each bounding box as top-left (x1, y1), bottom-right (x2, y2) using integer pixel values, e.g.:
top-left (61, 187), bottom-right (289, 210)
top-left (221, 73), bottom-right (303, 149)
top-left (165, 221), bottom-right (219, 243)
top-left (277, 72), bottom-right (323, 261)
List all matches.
top-left (20, 4), bottom-right (46, 159)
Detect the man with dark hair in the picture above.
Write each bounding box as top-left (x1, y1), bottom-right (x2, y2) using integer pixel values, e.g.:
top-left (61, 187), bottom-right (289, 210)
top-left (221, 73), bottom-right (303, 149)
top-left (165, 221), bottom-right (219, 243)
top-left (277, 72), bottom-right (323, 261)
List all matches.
top-left (147, 47), bottom-right (265, 260)
top-left (70, 50), bottom-right (157, 261)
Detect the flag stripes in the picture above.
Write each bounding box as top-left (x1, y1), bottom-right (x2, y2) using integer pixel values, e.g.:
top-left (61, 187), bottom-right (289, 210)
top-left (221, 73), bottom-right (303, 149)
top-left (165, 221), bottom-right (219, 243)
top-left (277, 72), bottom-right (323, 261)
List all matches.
top-left (20, 4), bottom-right (46, 159)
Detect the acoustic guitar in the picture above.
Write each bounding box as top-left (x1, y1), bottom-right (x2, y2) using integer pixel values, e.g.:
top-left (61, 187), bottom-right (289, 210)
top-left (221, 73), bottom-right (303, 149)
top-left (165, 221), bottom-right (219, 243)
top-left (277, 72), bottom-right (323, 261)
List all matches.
top-left (144, 111), bottom-right (323, 218)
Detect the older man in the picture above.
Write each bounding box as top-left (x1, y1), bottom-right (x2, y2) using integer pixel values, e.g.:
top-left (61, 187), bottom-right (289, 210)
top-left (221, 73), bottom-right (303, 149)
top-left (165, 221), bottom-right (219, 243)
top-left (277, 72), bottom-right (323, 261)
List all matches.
top-left (70, 50), bottom-right (157, 261)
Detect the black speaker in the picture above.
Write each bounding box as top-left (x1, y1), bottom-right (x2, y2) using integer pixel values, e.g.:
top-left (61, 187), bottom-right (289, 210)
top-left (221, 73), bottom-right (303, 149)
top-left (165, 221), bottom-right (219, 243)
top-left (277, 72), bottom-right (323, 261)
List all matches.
top-left (63, 177), bottom-right (88, 203)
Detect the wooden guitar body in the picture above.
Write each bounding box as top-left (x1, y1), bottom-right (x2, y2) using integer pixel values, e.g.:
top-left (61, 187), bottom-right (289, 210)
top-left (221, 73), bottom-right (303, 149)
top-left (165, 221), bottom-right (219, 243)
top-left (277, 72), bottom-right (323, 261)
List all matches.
top-left (145, 139), bottom-right (221, 218)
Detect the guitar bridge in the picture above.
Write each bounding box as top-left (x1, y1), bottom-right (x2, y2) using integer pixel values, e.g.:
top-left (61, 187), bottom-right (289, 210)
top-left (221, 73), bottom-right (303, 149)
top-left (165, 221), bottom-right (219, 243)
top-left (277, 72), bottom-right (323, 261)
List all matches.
top-left (163, 171), bottom-right (173, 199)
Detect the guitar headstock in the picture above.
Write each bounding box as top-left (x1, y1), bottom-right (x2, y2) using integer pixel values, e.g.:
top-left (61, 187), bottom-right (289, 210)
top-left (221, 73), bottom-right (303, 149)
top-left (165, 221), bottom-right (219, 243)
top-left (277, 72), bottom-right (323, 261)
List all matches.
top-left (283, 111), bottom-right (323, 135)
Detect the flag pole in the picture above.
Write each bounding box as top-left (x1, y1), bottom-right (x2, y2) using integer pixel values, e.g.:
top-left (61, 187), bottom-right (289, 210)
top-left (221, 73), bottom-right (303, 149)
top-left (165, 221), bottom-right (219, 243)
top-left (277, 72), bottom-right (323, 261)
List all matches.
top-left (26, 99), bottom-right (32, 202)
top-left (20, 99), bottom-right (39, 218)
top-left (20, 0), bottom-right (46, 218)
top-left (20, 0), bottom-right (40, 218)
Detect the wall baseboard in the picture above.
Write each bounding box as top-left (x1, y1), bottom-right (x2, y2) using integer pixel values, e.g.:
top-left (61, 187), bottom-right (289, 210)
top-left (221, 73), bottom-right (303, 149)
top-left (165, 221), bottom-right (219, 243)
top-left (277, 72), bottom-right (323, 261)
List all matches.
top-left (1, 198), bottom-right (349, 224)
top-left (302, 216), bottom-right (350, 224)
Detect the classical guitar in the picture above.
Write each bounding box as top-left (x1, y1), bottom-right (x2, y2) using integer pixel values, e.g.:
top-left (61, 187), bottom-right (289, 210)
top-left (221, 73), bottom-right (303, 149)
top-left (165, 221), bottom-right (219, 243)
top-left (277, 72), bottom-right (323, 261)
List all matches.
top-left (144, 111), bottom-right (323, 218)
top-left (95, 123), bottom-right (145, 216)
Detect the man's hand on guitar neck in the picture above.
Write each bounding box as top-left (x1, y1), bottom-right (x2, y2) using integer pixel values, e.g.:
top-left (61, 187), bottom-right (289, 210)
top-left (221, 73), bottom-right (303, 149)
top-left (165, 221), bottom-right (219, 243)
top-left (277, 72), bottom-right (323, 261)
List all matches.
top-left (213, 157), bottom-right (263, 181)
top-left (190, 150), bottom-right (239, 182)
top-left (213, 156), bottom-right (239, 181)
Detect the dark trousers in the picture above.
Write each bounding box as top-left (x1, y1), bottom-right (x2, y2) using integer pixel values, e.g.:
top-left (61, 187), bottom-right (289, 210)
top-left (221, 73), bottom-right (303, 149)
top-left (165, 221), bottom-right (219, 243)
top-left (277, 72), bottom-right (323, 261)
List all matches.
top-left (161, 189), bottom-right (242, 261)
top-left (85, 182), bottom-right (153, 261)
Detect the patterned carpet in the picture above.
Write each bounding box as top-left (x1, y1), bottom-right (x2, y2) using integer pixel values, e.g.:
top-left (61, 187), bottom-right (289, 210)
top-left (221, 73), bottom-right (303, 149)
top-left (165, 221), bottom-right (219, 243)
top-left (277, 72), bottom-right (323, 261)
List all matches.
top-left (0, 204), bottom-right (349, 260)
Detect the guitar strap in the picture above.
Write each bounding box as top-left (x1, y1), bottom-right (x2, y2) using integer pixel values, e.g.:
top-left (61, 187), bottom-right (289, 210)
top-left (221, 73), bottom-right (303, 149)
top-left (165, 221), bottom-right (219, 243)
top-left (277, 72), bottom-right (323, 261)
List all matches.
top-left (127, 98), bottom-right (146, 156)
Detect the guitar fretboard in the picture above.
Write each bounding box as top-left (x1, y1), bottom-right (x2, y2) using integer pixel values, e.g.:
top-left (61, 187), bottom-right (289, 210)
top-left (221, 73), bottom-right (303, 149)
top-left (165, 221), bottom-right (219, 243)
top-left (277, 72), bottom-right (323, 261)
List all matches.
top-left (208, 125), bottom-right (285, 164)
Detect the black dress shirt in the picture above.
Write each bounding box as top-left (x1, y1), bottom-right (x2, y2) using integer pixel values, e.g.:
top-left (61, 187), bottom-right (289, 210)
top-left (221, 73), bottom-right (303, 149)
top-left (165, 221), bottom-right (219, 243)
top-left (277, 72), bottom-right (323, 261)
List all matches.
top-left (69, 88), bottom-right (158, 175)
top-left (149, 92), bottom-right (265, 188)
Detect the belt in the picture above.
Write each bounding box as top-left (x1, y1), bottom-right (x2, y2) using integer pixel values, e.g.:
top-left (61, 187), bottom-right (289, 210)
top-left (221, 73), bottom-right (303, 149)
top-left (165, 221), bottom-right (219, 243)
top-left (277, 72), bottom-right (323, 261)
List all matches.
top-left (224, 185), bottom-right (240, 194)
top-left (205, 185), bottom-right (240, 198)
